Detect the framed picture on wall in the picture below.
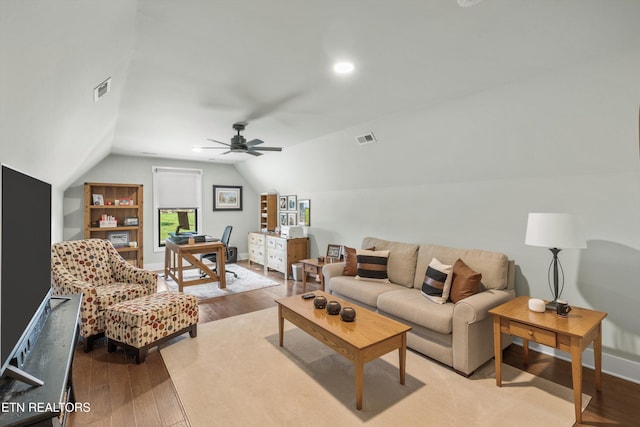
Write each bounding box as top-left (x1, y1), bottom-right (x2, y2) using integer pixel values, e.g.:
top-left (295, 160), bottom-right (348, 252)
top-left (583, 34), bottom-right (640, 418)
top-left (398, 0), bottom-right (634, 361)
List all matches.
top-left (287, 212), bottom-right (297, 225)
top-left (213, 185), bottom-right (243, 211)
top-left (298, 199), bottom-right (310, 226)
top-left (280, 213), bottom-right (288, 226)
top-left (287, 195), bottom-right (297, 211)
top-left (326, 244), bottom-right (342, 259)
top-left (279, 196), bottom-right (287, 210)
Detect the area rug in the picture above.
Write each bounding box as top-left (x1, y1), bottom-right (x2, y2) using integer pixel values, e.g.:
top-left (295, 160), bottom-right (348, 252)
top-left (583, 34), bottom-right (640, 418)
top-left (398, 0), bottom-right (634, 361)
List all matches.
top-left (164, 264), bottom-right (278, 301)
top-left (161, 307), bottom-right (590, 427)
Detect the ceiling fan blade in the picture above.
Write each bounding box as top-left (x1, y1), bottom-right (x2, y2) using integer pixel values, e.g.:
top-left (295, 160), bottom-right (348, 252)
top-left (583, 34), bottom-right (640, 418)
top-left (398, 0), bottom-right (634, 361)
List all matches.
top-left (246, 138), bottom-right (264, 146)
top-left (197, 146), bottom-right (228, 150)
top-left (252, 146), bottom-right (282, 152)
top-left (246, 150), bottom-right (263, 156)
top-left (207, 138), bottom-right (231, 147)
top-left (244, 89), bottom-right (306, 122)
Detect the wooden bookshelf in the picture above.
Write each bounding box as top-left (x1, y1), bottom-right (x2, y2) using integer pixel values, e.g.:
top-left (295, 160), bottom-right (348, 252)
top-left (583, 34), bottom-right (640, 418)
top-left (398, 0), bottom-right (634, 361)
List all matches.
top-left (84, 182), bottom-right (144, 266)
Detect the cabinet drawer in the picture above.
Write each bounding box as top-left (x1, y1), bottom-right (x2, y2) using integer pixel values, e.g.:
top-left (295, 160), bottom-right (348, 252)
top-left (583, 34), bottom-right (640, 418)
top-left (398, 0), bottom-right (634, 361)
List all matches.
top-left (507, 320), bottom-right (557, 347)
top-left (249, 233), bottom-right (265, 245)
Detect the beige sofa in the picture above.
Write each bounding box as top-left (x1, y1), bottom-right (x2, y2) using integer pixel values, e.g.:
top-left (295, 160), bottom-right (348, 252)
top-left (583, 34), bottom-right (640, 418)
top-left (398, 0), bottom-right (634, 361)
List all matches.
top-left (323, 237), bottom-right (515, 376)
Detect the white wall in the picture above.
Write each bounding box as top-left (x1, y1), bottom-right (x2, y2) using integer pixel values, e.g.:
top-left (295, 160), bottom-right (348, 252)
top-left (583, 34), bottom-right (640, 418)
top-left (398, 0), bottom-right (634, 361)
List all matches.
top-left (63, 154), bottom-right (259, 268)
top-left (237, 49), bottom-right (640, 377)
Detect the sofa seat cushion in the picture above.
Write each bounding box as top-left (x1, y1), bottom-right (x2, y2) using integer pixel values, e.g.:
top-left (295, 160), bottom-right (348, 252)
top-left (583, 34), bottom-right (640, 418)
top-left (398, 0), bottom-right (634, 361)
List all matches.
top-left (377, 288), bottom-right (454, 334)
top-left (94, 283), bottom-right (151, 311)
top-left (329, 276), bottom-right (399, 307)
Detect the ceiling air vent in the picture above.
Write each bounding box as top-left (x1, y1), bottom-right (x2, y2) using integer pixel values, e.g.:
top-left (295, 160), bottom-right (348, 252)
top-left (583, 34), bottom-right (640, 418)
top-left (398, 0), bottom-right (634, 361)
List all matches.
top-left (355, 132), bottom-right (376, 145)
top-left (94, 77), bottom-right (112, 102)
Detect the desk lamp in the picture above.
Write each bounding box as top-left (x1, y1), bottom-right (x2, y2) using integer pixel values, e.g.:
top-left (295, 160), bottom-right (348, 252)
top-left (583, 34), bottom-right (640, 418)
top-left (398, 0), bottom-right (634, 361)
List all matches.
top-left (525, 213), bottom-right (586, 307)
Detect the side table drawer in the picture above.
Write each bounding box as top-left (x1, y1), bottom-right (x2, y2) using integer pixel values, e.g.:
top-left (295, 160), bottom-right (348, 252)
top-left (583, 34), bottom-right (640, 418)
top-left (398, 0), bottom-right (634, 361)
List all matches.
top-left (504, 320), bottom-right (557, 347)
top-left (303, 263), bottom-right (319, 274)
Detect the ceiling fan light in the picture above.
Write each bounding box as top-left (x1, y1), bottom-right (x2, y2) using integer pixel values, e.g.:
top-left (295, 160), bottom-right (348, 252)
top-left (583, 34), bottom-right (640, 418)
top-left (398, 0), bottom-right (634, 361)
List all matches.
top-left (333, 61), bottom-right (355, 75)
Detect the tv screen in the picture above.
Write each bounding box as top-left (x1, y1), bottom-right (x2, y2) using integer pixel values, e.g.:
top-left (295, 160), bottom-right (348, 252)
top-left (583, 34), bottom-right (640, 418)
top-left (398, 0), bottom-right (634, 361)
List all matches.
top-left (0, 165), bottom-right (52, 375)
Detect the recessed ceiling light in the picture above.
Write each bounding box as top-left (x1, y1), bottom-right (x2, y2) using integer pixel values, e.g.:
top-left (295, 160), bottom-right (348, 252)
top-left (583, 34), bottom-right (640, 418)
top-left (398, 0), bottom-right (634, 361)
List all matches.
top-left (333, 61), bottom-right (355, 75)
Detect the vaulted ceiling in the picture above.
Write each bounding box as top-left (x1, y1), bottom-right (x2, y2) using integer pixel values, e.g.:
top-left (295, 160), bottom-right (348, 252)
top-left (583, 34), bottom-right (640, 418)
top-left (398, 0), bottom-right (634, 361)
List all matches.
top-left (2, 0), bottom-right (640, 186)
top-left (114, 0), bottom-right (640, 163)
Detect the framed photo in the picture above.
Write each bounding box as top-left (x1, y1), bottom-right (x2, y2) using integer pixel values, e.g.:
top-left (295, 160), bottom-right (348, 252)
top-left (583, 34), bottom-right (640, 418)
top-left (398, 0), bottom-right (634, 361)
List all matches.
top-left (92, 194), bottom-right (104, 205)
top-left (123, 217), bottom-right (139, 226)
top-left (287, 195), bottom-right (297, 211)
top-left (280, 212), bottom-right (288, 226)
top-left (107, 231), bottom-right (129, 248)
top-left (326, 244), bottom-right (342, 259)
top-left (279, 196), bottom-right (287, 210)
top-left (213, 185), bottom-right (243, 211)
top-left (118, 198), bottom-right (132, 206)
top-left (287, 212), bottom-right (297, 225)
top-left (298, 199), bottom-right (310, 226)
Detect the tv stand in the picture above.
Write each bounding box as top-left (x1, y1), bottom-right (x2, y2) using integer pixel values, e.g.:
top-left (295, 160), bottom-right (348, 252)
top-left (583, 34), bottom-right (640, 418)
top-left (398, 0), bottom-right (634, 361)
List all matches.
top-left (0, 295), bottom-right (81, 426)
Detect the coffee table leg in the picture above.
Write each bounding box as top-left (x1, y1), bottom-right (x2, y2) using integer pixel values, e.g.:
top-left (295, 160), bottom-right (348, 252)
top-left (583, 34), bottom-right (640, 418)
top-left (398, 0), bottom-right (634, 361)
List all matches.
top-left (278, 305), bottom-right (284, 347)
top-left (355, 355), bottom-right (364, 410)
top-left (399, 333), bottom-right (407, 385)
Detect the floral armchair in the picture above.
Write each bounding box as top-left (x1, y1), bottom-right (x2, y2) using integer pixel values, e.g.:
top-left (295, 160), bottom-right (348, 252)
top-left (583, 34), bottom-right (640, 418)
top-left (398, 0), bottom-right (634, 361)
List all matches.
top-left (51, 239), bottom-right (157, 351)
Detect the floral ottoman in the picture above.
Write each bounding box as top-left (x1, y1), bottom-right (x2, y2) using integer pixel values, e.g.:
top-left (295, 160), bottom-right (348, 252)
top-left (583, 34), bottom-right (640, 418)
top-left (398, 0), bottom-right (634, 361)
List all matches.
top-left (105, 292), bottom-right (198, 363)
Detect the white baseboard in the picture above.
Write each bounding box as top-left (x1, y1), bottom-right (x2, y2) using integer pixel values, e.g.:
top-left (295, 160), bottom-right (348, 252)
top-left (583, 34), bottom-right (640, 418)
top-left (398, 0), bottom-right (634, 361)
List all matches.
top-left (512, 338), bottom-right (640, 384)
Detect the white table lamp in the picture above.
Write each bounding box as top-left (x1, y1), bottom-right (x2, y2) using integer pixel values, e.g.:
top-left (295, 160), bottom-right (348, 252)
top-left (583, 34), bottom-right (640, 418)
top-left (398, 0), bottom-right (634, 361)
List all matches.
top-left (525, 213), bottom-right (586, 305)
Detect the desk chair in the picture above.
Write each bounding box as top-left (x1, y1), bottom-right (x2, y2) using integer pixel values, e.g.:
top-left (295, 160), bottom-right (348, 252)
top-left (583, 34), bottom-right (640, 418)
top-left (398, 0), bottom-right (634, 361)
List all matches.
top-left (200, 225), bottom-right (238, 279)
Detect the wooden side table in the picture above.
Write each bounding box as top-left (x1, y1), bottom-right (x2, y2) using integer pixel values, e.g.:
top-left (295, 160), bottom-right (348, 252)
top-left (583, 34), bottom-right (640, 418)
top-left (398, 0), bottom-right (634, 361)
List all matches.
top-left (488, 296), bottom-right (607, 424)
top-left (299, 258), bottom-right (340, 292)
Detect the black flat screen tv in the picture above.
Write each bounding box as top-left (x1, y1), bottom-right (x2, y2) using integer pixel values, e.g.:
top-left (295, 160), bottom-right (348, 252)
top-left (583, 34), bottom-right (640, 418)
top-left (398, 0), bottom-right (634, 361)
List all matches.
top-left (0, 164), bottom-right (52, 385)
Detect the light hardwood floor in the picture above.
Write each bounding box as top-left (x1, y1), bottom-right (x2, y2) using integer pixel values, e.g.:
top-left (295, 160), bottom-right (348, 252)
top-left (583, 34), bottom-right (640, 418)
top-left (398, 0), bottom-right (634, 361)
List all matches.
top-left (68, 260), bottom-right (638, 427)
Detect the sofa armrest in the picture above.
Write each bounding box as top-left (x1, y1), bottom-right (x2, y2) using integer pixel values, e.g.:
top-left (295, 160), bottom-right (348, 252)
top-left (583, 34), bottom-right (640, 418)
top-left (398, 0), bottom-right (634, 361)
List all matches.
top-left (322, 263), bottom-right (345, 292)
top-left (451, 288), bottom-right (515, 375)
top-left (453, 288), bottom-right (515, 324)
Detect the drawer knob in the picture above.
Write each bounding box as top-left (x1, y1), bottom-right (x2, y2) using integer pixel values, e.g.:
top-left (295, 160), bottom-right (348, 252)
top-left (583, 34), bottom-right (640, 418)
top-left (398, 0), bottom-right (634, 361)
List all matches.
top-left (528, 330), bottom-right (534, 336)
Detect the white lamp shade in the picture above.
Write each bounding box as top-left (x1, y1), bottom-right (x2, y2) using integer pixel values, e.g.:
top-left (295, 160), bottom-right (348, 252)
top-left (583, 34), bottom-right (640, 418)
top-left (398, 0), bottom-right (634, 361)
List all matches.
top-left (525, 213), bottom-right (586, 249)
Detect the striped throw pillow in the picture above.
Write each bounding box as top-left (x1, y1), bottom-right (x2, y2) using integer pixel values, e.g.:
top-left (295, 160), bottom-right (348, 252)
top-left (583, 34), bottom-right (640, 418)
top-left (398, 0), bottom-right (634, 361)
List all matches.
top-left (421, 258), bottom-right (453, 304)
top-left (355, 249), bottom-right (390, 283)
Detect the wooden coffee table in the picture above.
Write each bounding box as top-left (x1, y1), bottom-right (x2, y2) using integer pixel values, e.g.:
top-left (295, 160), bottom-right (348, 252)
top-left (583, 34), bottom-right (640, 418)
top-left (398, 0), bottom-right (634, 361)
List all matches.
top-left (489, 296), bottom-right (607, 424)
top-left (276, 290), bottom-right (411, 410)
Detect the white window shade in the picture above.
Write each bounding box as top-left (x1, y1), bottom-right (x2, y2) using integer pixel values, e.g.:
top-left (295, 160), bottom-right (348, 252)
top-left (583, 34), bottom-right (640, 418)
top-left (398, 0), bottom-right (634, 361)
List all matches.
top-left (153, 167), bottom-right (202, 208)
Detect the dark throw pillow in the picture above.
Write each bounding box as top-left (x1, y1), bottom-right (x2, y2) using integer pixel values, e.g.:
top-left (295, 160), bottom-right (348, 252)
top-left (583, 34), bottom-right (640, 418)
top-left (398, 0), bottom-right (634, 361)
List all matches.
top-left (449, 258), bottom-right (483, 303)
top-left (421, 258), bottom-right (453, 304)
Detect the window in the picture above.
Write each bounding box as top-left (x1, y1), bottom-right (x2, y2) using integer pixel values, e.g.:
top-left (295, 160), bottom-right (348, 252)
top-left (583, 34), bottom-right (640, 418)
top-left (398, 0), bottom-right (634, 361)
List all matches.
top-left (158, 208), bottom-right (198, 247)
top-left (152, 167), bottom-right (203, 250)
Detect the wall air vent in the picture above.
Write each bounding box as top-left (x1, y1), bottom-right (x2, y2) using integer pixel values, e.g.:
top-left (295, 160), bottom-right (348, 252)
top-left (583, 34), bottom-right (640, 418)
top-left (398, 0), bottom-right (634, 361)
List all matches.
top-left (355, 132), bottom-right (376, 145)
top-left (94, 77), bottom-right (112, 102)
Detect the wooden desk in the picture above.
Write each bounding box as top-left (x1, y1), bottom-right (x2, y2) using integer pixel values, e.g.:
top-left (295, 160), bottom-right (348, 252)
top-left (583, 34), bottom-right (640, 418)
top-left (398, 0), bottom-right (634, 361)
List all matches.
top-left (489, 296), bottom-right (607, 424)
top-left (164, 240), bottom-right (226, 291)
top-left (299, 258), bottom-right (340, 292)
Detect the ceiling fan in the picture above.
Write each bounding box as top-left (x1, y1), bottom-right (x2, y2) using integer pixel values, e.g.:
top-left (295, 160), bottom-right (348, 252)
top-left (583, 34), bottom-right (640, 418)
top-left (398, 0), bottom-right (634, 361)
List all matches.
top-left (197, 122), bottom-right (282, 156)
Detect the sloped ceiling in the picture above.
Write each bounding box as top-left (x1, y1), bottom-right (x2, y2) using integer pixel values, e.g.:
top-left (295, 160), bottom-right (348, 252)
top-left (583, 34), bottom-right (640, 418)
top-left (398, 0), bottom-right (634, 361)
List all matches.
top-left (2, 0), bottom-right (640, 187)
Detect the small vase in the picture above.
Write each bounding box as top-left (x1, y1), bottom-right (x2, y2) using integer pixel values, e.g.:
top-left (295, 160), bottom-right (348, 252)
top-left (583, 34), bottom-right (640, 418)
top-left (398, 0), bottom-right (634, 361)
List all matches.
top-left (340, 306), bottom-right (356, 322)
top-left (326, 300), bottom-right (341, 315)
top-left (313, 296), bottom-right (327, 309)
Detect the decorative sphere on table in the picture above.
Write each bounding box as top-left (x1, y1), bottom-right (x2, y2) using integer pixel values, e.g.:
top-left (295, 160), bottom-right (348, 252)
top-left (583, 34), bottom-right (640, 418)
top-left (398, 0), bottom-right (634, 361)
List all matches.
top-left (313, 295), bottom-right (327, 309)
top-left (340, 306), bottom-right (356, 322)
top-left (326, 300), bottom-right (341, 315)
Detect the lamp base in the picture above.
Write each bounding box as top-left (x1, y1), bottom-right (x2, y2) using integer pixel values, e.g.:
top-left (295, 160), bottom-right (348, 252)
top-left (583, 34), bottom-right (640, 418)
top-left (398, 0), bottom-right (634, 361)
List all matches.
top-left (545, 301), bottom-right (558, 311)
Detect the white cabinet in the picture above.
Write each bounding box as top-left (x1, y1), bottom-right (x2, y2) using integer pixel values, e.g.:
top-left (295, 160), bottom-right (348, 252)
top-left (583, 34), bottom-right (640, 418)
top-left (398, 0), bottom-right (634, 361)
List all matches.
top-left (248, 232), bottom-right (266, 266)
top-left (247, 232), bottom-right (309, 278)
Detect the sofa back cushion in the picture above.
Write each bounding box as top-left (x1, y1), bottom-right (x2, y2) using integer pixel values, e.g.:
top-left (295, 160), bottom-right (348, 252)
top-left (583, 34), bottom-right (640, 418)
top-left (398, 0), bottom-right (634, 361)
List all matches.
top-left (51, 239), bottom-right (115, 286)
top-left (362, 237), bottom-right (418, 288)
top-left (413, 244), bottom-right (509, 291)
